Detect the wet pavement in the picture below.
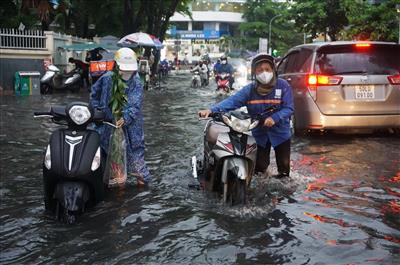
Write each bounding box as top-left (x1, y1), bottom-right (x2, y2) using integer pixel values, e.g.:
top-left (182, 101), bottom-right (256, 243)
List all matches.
top-left (0, 73), bottom-right (399, 264)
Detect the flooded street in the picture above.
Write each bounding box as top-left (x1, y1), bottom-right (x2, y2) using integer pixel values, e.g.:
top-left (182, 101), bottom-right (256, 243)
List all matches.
top-left (1, 73), bottom-right (399, 264)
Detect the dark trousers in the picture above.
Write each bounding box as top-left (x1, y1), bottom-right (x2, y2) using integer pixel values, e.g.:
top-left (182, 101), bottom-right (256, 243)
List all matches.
top-left (255, 139), bottom-right (291, 175)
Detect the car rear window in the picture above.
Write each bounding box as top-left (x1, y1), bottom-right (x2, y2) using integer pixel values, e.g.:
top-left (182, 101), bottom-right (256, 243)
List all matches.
top-left (314, 44), bottom-right (400, 75)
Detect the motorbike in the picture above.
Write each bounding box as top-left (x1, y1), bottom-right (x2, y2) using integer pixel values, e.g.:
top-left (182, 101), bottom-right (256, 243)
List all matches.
top-left (159, 62), bottom-right (169, 78)
top-left (216, 72), bottom-right (232, 94)
top-left (34, 102), bottom-right (112, 223)
top-left (139, 60), bottom-right (151, 90)
top-left (191, 70), bottom-right (201, 88)
top-left (40, 65), bottom-right (83, 94)
top-left (192, 106), bottom-right (277, 205)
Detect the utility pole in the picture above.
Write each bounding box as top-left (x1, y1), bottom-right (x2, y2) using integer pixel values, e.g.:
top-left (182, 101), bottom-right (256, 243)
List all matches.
top-left (397, 5), bottom-right (400, 44)
top-left (268, 14), bottom-right (282, 55)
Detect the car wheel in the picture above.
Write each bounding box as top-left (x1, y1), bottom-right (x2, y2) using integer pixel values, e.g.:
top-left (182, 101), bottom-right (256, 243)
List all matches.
top-left (291, 115), bottom-right (307, 136)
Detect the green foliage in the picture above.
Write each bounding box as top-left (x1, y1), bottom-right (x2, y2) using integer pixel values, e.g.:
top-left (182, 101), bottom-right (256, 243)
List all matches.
top-left (290, 0), bottom-right (399, 42)
top-left (109, 66), bottom-right (128, 121)
top-left (290, 0), bottom-right (349, 41)
top-left (2, 0), bottom-right (193, 39)
top-left (342, 0), bottom-right (399, 42)
top-left (240, 0), bottom-right (304, 54)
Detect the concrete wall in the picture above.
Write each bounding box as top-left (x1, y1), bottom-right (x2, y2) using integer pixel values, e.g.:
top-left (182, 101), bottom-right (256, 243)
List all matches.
top-left (0, 58), bottom-right (45, 93)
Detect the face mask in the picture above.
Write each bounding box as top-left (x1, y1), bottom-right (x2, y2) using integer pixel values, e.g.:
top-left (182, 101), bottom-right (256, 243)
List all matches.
top-left (256, 71), bottom-right (274, 85)
top-left (221, 60), bottom-right (227, 65)
top-left (119, 70), bottom-right (134, 81)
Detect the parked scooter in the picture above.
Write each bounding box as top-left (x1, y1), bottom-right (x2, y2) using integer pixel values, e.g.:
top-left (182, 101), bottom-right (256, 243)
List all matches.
top-left (40, 65), bottom-right (83, 94)
top-left (216, 72), bottom-right (232, 94)
top-left (191, 70), bottom-right (201, 88)
top-left (34, 102), bottom-right (112, 223)
top-left (192, 106), bottom-right (277, 205)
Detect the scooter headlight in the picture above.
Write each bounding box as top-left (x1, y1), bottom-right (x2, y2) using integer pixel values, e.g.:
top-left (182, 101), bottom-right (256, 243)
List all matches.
top-left (91, 147), bottom-right (101, 171)
top-left (44, 144), bottom-right (51, 169)
top-left (68, 105), bottom-right (91, 125)
top-left (230, 116), bottom-right (252, 133)
top-left (238, 65), bottom-right (247, 75)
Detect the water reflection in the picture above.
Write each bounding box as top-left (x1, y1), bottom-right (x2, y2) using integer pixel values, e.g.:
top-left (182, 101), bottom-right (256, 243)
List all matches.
top-left (0, 74), bottom-right (399, 264)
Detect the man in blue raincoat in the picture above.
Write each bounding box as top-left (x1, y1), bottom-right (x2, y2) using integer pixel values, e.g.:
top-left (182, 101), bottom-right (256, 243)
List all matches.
top-left (199, 53), bottom-right (294, 178)
top-left (90, 47), bottom-right (151, 186)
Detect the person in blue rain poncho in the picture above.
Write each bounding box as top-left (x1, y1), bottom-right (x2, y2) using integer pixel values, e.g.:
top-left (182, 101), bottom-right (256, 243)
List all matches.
top-left (199, 53), bottom-right (294, 179)
top-left (90, 47), bottom-right (151, 186)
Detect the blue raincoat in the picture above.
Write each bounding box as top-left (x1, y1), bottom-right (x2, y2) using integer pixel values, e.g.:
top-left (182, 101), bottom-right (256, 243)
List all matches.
top-left (89, 71), bottom-right (151, 183)
top-left (210, 78), bottom-right (294, 148)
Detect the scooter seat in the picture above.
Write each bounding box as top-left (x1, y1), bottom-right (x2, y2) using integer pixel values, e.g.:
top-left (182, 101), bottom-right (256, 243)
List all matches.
top-left (206, 122), bottom-right (230, 145)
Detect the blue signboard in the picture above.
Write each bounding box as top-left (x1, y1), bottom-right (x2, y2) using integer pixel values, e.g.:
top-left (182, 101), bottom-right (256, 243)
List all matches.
top-left (177, 30), bottom-right (222, 39)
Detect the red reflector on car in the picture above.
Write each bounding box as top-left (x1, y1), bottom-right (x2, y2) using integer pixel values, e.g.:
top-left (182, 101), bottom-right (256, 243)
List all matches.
top-left (307, 74), bottom-right (343, 86)
top-left (355, 43), bottom-right (371, 48)
top-left (309, 124), bottom-right (323, 128)
top-left (388, 74), bottom-right (400, 85)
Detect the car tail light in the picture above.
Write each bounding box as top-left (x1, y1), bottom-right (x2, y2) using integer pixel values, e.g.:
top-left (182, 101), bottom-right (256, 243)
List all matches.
top-left (388, 74), bottom-right (400, 85)
top-left (355, 43), bottom-right (371, 48)
top-left (306, 74), bottom-right (343, 100)
top-left (307, 74), bottom-right (343, 86)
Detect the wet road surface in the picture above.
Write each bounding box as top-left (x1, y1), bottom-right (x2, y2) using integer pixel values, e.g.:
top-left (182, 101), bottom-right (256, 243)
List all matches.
top-left (1, 73), bottom-right (399, 264)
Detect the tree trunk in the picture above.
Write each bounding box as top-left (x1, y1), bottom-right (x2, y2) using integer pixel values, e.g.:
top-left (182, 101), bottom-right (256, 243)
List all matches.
top-left (123, 0), bottom-right (134, 35)
top-left (132, 0), bottom-right (146, 33)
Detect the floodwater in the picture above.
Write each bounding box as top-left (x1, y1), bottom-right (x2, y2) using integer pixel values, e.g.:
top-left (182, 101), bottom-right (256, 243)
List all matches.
top-left (1, 74), bottom-right (399, 264)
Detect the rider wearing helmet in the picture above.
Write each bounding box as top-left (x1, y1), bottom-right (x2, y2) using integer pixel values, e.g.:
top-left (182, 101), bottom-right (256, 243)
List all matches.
top-left (89, 47), bottom-right (151, 186)
top-left (198, 53), bottom-right (294, 179)
top-left (215, 55), bottom-right (234, 89)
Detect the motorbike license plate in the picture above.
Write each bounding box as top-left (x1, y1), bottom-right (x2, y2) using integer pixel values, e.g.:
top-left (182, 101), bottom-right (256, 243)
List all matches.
top-left (355, 85), bottom-right (375, 100)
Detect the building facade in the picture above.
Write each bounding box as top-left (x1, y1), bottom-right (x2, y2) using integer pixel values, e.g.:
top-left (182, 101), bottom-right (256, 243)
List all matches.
top-left (164, 0), bottom-right (246, 62)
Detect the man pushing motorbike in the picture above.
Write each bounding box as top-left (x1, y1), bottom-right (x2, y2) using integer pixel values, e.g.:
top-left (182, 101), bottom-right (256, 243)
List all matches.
top-left (198, 53), bottom-right (294, 179)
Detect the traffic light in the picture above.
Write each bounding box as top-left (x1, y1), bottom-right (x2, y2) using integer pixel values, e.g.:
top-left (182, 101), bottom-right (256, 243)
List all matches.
top-left (272, 49), bottom-right (279, 57)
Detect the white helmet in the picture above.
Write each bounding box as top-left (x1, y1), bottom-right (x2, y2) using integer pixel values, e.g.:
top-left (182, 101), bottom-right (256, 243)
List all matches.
top-left (114, 48), bottom-right (138, 71)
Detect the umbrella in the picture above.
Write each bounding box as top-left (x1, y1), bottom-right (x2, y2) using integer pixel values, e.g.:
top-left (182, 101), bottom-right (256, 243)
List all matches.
top-left (118, 32), bottom-right (163, 49)
top-left (149, 35), bottom-right (164, 49)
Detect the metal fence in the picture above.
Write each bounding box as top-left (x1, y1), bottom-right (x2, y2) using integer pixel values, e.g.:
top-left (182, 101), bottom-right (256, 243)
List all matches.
top-left (0, 29), bottom-right (46, 49)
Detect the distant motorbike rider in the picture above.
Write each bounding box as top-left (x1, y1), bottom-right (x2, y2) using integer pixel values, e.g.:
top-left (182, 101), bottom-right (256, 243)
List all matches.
top-left (89, 48), bottom-right (151, 186)
top-left (192, 61), bottom-right (208, 86)
top-left (215, 55), bottom-right (234, 89)
top-left (198, 53), bottom-right (294, 179)
top-left (213, 59), bottom-right (221, 78)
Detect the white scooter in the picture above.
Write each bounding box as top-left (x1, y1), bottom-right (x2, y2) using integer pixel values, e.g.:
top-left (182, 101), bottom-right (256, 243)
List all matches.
top-left (191, 70), bottom-right (201, 88)
top-left (40, 65), bottom-right (83, 94)
top-left (192, 106), bottom-right (277, 205)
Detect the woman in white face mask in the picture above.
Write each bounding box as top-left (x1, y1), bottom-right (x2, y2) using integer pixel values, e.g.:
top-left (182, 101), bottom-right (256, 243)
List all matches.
top-left (198, 53), bottom-right (294, 179)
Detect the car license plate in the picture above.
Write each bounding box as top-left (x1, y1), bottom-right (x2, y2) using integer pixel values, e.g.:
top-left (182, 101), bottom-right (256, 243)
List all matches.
top-left (355, 85), bottom-right (375, 100)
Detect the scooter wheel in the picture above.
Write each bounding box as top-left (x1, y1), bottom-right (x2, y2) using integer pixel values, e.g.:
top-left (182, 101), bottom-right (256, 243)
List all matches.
top-left (40, 83), bottom-right (52, 94)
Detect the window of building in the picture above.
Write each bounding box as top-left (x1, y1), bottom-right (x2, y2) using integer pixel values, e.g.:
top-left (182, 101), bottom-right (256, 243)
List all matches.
top-left (192, 22), bottom-right (203, 31)
top-left (218, 2), bottom-right (245, 13)
top-left (171, 22), bottom-right (188, 31)
top-left (192, 1), bottom-right (218, 11)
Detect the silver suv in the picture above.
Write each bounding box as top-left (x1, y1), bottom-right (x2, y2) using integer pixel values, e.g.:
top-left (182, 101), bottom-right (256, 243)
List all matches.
top-left (277, 41), bottom-right (400, 134)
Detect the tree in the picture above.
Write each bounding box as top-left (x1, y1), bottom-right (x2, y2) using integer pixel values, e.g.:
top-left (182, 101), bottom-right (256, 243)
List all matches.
top-left (290, 0), bottom-right (349, 41)
top-left (342, 0), bottom-right (399, 42)
top-left (240, 0), bottom-right (303, 55)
